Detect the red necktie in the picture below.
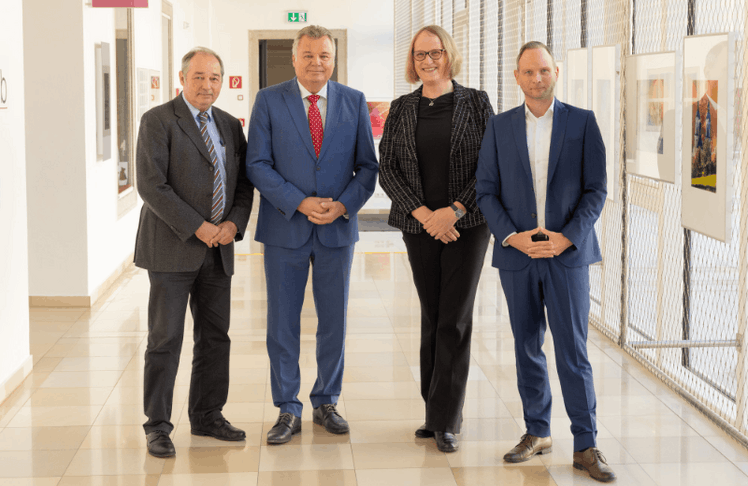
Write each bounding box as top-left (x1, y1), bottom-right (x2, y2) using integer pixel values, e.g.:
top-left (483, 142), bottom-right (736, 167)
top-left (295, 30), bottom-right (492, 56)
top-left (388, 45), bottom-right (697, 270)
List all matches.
top-left (308, 94), bottom-right (324, 158)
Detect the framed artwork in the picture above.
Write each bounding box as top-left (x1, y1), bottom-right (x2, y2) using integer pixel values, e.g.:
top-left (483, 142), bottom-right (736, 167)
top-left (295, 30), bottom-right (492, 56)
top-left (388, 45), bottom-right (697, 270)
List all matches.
top-left (567, 48), bottom-right (589, 109)
top-left (681, 33), bottom-right (735, 242)
top-left (555, 60), bottom-right (564, 102)
top-left (95, 42), bottom-right (112, 161)
top-left (592, 44), bottom-right (621, 202)
top-left (366, 100), bottom-right (390, 140)
top-left (625, 52), bottom-right (677, 183)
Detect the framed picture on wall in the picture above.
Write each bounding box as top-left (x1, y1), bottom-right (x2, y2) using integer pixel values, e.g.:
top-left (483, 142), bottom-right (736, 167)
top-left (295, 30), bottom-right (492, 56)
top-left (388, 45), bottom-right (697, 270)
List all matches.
top-left (366, 100), bottom-right (390, 140)
top-left (625, 52), bottom-right (677, 183)
top-left (566, 47), bottom-right (588, 109)
top-left (592, 44), bottom-right (621, 202)
top-left (681, 33), bottom-right (735, 242)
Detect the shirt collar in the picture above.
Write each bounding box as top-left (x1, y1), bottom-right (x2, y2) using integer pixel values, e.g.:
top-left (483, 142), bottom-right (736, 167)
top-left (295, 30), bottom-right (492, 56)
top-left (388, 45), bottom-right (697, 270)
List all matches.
top-left (525, 98), bottom-right (555, 122)
top-left (182, 92), bottom-right (214, 121)
top-left (297, 79), bottom-right (328, 100)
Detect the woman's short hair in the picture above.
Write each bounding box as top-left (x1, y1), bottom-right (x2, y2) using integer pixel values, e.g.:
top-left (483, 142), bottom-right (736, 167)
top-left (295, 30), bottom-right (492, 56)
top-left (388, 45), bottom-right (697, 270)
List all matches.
top-left (405, 25), bottom-right (462, 84)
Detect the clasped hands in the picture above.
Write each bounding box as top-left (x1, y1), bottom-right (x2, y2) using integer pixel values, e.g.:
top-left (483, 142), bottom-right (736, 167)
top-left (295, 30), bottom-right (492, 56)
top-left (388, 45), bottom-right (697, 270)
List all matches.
top-left (195, 220), bottom-right (238, 248)
top-left (506, 227), bottom-right (572, 258)
top-left (297, 197), bottom-right (347, 225)
top-left (413, 206), bottom-right (460, 244)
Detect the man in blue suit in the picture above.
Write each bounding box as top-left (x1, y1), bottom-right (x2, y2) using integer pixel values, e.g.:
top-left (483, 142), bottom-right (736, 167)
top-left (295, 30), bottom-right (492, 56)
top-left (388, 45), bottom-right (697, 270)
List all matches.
top-left (246, 25), bottom-right (378, 445)
top-left (476, 42), bottom-right (615, 482)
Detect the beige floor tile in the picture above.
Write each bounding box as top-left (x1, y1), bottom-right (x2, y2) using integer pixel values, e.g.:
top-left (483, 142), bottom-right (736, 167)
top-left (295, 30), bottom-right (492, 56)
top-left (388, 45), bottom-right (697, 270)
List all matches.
top-left (64, 448), bottom-right (166, 476)
top-left (40, 371), bottom-right (124, 389)
top-left (0, 478), bottom-right (62, 486)
top-left (342, 366), bottom-right (416, 383)
top-left (598, 414), bottom-right (700, 438)
top-left (619, 435), bottom-right (730, 464)
top-left (703, 433), bottom-right (748, 462)
top-left (344, 399), bottom-right (424, 421)
top-left (0, 426), bottom-right (90, 451)
top-left (351, 442), bottom-right (449, 469)
top-left (55, 357), bottom-right (134, 372)
top-left (342, 381), bottom-right (421, 400)
top-left (462, 398), bottom-right (513, 419)
top-left (256, 469), bottom-right (357, 485)
top-left (258, 444), bottom-right (354, 471)
top-left (452, 466), bottom-right (556, 486)
top-left (161, 446), bottom-right (260, 474)
top-left (94, 405), bottom-right (148, 426)
top-left (7, 406), bottom-right (103, 427)
top-left (0, 449), bottom-right (78, 478)
top-left (459, 418), bottom-right (524, 442)
top-left (343, 352), bottom-right (410, 368)
top-left (27, 388), bottom-right (113, 407)
top-left (348, 419), bottom-right (426, 444)
top-left (80, 425), bottom-right (148, 449)
top-left (57, 475), bottom-right (160, 485)
top-left (157, 472), bottom-right (258, 485)
top-left (356, 467), bottom-right (458, 486)
top-left (226, 384), bottom-right (267, 403)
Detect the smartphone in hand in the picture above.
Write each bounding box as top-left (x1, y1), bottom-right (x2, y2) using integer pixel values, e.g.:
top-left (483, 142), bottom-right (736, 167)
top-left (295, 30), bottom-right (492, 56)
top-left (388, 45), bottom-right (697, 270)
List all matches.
top-left (531, 231), bottom-right (549, 242)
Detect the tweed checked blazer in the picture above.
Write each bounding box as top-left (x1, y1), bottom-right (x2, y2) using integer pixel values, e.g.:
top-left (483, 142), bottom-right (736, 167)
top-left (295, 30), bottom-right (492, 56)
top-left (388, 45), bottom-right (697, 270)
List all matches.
top-left (379, 81), bottom-right (494, 234)
top-left (134, 95), bottom-right (254, 276)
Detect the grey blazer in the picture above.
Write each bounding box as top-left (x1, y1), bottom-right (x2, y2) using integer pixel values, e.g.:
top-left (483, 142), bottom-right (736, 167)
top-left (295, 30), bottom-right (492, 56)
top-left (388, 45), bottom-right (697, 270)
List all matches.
top-left (134, 95), bottom-right (254, 275)
top-left (378, 81), bottom-right (494, 234)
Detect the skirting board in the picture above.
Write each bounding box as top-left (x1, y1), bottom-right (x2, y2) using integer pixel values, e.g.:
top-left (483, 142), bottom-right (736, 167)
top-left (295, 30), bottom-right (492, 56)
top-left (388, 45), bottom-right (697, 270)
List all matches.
top-left (29, 252), bottom-right (134, 308)
top-left (0, 355), bottom-right (33, 405)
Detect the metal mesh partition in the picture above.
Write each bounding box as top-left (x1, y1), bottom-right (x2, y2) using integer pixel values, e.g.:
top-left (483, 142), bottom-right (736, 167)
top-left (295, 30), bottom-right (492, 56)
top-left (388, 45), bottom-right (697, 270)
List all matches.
top-left (394, 0), bottom-right (748, 445)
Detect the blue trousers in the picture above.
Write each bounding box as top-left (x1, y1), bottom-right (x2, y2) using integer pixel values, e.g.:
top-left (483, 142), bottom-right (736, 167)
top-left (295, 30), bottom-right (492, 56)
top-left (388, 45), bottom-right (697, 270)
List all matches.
top-left (263, 228), bottom-right (354, 417)
top-left (499, 258), bottom-right (597, 452)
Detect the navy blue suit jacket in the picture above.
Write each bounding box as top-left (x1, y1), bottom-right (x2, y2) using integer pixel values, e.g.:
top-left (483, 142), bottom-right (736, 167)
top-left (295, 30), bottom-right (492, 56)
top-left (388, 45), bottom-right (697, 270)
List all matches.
top-left (246, 78), bottom-right (378, 249)
top-left (476, 99), bottom-right (606, 271)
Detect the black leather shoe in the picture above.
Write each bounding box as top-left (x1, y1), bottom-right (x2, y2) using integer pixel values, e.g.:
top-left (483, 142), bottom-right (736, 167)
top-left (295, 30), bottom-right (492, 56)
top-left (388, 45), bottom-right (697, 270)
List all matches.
top-left (191, 418), bottom-right (246, 441)
top-left (312, 403), bottom-right (350, 434)
top-left (146, 431), bottom-right (175, 458)
top-left (434, 431), bottom-right (459, 452)
top-left (415, 424), bottom-right (434, 438)
top-left (267, 412), bottom-right (302, 444)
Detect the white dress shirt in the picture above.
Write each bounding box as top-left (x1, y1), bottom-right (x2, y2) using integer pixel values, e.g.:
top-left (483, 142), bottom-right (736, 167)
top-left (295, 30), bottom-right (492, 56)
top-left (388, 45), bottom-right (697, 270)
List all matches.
top-left (502, 99), bottom-right (555, 246)
top-left (297, 79), bottom-right (328, 130)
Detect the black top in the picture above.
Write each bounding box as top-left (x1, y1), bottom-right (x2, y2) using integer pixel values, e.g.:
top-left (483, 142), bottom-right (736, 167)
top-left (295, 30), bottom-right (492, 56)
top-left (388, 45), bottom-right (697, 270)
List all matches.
top-left (415, 92), bottom-right (454, 210)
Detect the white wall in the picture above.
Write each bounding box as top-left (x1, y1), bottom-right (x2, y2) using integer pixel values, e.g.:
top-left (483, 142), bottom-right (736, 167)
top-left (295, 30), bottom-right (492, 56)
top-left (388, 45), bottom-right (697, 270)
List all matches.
top-left (1, 0), bottom-right (32, 400)
top-left (198, 0), bottom-right (395, 121)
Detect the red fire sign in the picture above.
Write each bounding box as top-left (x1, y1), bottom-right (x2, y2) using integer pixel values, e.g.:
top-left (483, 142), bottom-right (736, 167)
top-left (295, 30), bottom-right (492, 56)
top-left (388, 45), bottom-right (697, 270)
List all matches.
top-left (229, 76), bottom-right (242, 89)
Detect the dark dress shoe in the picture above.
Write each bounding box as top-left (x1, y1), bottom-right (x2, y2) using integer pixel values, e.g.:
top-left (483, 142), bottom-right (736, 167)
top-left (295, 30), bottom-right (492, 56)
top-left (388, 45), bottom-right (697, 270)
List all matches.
top-left (573, 447), bottom-right (617, 482)
top-left (415, 424), bottom-right (434, 438)
top-left (146, 431), bottom-right (175, 458)
top-left (191, 418), bottom-right (246, 441)
top-left (267, 412), bottom-right (301, 444)
top-left (434, 431), bottom-right (459, 452)
top-left (503, 433), bottom-right (552, 463)
top-left (312, 404), bottom-right (350, 434)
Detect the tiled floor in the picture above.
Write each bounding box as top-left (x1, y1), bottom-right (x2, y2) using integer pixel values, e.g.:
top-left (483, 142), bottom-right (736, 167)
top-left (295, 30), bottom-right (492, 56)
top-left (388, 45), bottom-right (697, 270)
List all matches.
top-left (2, 230), bottom-right (748, 485)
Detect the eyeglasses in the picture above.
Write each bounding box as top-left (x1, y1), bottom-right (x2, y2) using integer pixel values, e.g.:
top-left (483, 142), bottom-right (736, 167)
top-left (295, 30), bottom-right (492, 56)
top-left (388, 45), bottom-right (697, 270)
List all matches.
top-left (412, 49), bottom-right (446, 61)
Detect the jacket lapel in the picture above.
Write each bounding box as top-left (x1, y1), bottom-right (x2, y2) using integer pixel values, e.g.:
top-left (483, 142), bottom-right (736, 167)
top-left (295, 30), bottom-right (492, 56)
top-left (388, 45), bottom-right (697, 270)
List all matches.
top-left (401, 86), bottom-right (420, 164)
top-left (449, 82), bottom-right (469, 161)
top-left (283, 79), bottom-right (317, 159)
top-left (511, 105), bottom-right (533, 186)
top-left (316, 81), bottom-right (339, 162)
top-left (547, 98), bottom-right (567, 186)
top-left (175, 96), bottom-right (212, 165)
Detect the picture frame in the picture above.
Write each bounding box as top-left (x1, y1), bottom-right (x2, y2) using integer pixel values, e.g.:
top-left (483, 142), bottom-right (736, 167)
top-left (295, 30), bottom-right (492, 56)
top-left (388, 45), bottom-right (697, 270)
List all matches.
top-left (625, 51), bottom-right (677, 183)
top-left (366, 99), bottom-right (390, 140)
top-left (592, 44), bottom-right (621, 202)
top-left (566, 47), bottom-right (589, 109)
top-left (681, 33), bottom-right (735, 242)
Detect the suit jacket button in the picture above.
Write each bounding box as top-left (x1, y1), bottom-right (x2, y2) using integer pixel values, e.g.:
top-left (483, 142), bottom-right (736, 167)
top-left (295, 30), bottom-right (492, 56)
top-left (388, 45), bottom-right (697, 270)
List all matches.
top-left (531, 213), bottom-right (536, 218)
top-left (316, 166), bottom-right (321, 171)
top-left (311, 191), bottom-right (317, 196)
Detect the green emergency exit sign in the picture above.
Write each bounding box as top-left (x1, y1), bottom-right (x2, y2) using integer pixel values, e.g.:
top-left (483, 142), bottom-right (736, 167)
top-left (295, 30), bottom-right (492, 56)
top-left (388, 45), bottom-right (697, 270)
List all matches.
top-left (287, 11), bottom-right (307, 23)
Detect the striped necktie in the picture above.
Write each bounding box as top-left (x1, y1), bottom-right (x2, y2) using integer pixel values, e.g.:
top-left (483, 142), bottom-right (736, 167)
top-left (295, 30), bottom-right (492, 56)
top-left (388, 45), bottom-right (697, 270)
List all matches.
top-left (198, 112), bottom-right (224, 224)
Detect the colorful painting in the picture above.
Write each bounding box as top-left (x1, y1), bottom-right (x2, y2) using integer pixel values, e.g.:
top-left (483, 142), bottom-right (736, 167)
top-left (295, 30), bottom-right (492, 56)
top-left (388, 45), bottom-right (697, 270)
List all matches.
top-left (367, 101), bottom-right (390, 139)
top-left (690, 80), bottom-right (718, 193)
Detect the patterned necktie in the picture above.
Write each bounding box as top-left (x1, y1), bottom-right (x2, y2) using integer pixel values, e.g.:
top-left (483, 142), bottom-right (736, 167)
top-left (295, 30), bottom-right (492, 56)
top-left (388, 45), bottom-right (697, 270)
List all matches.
top-left (198, 112), bottom-right (224, 224)
top-left (308, 94), bottom-right (324, 158)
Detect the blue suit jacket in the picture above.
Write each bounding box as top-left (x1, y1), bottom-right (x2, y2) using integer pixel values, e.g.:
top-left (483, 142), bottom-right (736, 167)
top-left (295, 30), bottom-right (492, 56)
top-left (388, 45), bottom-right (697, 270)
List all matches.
top-left (476, 99), bottom-right (606, 271)
top-left (246, 78), bottom-right (379, 249)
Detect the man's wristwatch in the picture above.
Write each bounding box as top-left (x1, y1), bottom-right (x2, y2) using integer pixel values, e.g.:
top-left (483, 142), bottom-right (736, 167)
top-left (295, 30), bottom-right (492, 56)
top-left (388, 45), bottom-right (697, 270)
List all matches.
top-left (449, 203), bottom-right (466, 219)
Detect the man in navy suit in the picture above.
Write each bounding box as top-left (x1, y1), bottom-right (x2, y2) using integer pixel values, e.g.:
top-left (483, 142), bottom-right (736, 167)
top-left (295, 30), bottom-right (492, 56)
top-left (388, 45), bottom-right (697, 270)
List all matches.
top-left (476, 42), bottom-right (615, 482)
top-left (246, 25), bottom-right (378, 444)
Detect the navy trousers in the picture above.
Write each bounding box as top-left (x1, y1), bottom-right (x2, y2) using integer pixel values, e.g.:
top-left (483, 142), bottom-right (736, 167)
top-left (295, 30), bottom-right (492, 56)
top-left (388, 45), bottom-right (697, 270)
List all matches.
top-left (499, 258), bottom-right (597, 452)
top-left (263, 228), bottom-right (354, 417)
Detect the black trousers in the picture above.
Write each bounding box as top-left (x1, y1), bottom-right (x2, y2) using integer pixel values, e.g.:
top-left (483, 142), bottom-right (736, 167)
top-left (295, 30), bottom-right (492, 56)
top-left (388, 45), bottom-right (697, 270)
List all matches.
top-left (402, 223), bottom-right (490, 433)
top-left (143, 247), bottom-right (232, 435)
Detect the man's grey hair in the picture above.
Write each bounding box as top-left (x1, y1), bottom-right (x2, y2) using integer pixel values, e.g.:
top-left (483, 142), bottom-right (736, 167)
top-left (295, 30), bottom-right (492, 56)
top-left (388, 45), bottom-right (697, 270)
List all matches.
top-left (292, 25), bottom-right (336, 58)
top-left (516, 41), bottom-right (556, 69)
top-left (181, 47), bottom-right (225, 77)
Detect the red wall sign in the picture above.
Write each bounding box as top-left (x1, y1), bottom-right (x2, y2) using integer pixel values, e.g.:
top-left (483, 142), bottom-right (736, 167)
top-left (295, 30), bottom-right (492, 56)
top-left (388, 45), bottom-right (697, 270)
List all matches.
top-left (229, 76), bottom-right (242, 89)
top-left (92, 0), bottom-right (148, 7)
top-left (151, 76), bottom-right (160, 89)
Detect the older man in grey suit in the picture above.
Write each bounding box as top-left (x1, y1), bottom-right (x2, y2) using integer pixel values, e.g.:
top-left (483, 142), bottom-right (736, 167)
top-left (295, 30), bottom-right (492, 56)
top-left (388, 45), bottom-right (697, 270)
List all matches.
top-left (134, 47), bottom-right (253, 458)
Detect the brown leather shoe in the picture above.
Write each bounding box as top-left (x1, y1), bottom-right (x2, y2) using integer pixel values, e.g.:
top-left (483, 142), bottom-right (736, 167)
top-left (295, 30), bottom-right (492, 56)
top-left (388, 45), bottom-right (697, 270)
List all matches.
top-left (573, 447), bottom-right (617, 482)
top-left (503, 433), bottom-right (552, 463)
